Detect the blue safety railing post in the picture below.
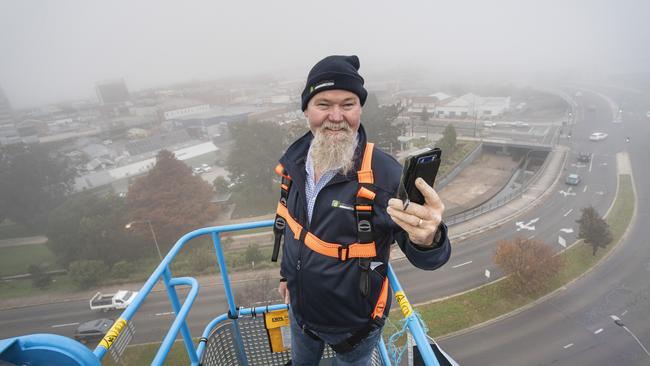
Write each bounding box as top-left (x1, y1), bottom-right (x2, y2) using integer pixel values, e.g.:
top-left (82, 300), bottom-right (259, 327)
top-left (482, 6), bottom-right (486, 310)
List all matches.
top-left (387, 264), bottom-right (440, 366)
top-left (161, 266), bottom-right (198, 365)
top-left (378, 337), bottom-right (390, 364)
top-left (152, 277), bottom-right (200, 365)
top-left (211, 232), bottom-right (237, 317)
top-left (211, 231), bottom-right (249, 366)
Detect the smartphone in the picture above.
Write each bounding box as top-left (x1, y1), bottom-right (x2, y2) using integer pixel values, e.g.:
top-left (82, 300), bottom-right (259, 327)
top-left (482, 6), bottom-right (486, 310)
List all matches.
top-left (397, 148), bottom-right (442, 207)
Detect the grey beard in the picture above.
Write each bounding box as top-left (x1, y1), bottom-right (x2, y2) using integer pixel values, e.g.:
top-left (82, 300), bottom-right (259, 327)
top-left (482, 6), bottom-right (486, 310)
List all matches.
top-left (310, 122), bottom-right (358, 176)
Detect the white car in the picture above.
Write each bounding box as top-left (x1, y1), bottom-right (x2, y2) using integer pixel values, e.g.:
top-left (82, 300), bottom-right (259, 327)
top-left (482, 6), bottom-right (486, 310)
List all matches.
top-left (589, 132), bottom-right (608, 141)
top-left (510, 121), bottom-right (530, 128)
top-left (483, 121), bottom-right (497, 128)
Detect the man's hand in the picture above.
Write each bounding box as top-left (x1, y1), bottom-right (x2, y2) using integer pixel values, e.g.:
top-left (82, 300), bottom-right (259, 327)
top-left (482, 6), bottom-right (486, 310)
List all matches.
top-left (278, 280), bottom-right (290, 304)
top-left (387, 177), bottom-right (445, 247)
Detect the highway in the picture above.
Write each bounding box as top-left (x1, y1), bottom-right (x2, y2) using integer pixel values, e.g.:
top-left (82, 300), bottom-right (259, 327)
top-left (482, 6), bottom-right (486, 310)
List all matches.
top-left (0, 86), bottom-right (640, 365)
top-left (440, 87), bottom-right (650, 365)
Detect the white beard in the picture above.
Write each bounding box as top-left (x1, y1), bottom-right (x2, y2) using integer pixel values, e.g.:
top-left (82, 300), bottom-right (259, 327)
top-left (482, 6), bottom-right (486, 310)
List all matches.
top-left (310, 121), bottom-right (358, 176)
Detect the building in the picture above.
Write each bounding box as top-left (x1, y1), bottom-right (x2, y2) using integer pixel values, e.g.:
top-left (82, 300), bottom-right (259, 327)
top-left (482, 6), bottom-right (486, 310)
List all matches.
top-left (436, 97), bottom-right (471, 119)
top-left (163, 103), bottom-right (211, 120)
top-left (95, 79), bottom-right (130, 105)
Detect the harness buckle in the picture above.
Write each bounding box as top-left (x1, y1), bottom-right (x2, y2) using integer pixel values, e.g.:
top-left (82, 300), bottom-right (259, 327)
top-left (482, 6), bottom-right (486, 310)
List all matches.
top-left (338, 246), bottom-right (350, 261)
top-left (357, 219), bottom-right (371, 233)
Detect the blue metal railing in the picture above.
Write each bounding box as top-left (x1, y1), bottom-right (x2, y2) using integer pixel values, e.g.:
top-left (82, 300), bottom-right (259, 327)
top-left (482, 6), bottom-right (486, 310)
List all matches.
top-left (1, 220), bottom-right (443, 365)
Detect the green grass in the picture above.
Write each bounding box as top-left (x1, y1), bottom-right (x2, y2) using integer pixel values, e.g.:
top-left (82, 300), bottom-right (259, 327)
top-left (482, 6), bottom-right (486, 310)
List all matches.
top-left (0, 275), bottom-right (77, 298)
top-left (104, 340), bottom-right (191, 366)
top-left (0, 244), bottom-right (59, 277)
top-left (0, 220), bottom-right (40, 239)
top-left (404, 174), bottom-right (634, 338)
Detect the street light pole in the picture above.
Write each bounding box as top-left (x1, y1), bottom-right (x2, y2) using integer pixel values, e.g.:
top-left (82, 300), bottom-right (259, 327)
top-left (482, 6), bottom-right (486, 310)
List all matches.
top-left (610, 315), bottom-right (650, 358)
top-left (126, 220), bottom-right (164, 261)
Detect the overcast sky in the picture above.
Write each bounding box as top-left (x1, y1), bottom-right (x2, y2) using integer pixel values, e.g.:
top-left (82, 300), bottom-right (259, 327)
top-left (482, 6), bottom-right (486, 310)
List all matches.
top-left (1, 0), bottom-right (648, 108)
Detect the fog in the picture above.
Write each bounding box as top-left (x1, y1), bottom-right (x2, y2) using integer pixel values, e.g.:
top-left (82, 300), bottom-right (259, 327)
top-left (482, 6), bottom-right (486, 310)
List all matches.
top-left (1, 0), bottom-right (648, 108)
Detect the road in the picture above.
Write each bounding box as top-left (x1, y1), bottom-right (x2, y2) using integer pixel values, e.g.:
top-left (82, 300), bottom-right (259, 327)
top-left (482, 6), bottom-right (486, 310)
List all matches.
top-left (440, 87), bottom-right (650, 365)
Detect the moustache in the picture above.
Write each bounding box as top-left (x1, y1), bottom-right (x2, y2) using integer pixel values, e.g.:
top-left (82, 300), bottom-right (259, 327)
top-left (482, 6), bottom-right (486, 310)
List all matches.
top-left (319, 121), bottom-right (352, 133)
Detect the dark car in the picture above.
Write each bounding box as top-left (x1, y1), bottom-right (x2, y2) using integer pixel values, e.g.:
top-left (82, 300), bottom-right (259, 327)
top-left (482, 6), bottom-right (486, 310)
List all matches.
top-left (73, 318), bottom-right (113, 345)
top-left (577, 152), bottom-right (591, 163)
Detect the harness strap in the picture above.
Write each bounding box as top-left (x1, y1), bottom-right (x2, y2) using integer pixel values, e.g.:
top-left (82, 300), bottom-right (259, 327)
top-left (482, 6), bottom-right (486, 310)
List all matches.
top-left (276, 203), bottom-right (376, 260)
top-left (272, 164), bottom-right (292, 262)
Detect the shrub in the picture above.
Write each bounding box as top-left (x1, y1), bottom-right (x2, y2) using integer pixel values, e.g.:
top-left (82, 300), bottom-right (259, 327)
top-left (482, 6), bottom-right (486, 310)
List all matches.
top-left (110, 261), bottom-right (133, 279)
top-left (28, 264), bottom-right (52, 289)
top-left (69, 260), bottom-right (109, 289)
top-left (494, 237), bottom-right (564, 295)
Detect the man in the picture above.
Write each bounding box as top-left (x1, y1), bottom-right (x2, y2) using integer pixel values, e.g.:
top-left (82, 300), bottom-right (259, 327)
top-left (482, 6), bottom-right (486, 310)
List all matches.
top-left (275, 55), bottom-right (450, 365)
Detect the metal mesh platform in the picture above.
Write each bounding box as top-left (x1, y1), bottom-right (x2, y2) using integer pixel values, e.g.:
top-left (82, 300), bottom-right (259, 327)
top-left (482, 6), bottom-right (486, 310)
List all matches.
top-left (200, 314), bottom-right (385, 366)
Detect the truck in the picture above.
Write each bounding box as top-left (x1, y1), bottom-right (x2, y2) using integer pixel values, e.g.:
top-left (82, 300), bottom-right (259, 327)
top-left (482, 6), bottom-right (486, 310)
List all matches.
top-left (89, 290), bottom-right (138, 312)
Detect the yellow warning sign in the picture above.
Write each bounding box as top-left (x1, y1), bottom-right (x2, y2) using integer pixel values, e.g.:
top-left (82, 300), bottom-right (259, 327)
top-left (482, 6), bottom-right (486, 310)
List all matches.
top-left (264, 309), bottom-right (290, 353)
top-left (99, 318), bottom-right (127, 350)
top-left (395, 291), bottom-right (412, 318)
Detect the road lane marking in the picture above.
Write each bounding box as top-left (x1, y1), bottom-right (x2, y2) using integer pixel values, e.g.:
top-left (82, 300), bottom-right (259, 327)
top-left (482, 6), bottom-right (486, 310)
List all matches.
top-left (560, 228), bottom-right (574, 233)
top-left (516, 218), bottom-right (539, 231)
top-left (563, 209), bottom-right (573, 217)
top-left (52, 322), bottom-right (79, 328)
top-left (563, 343), bottom-right (574, 349)
top-left (452, 260), bottom-right (473, 269)
top-left (589, 157), bottom-right (593, 172)
top-left (622, 310), bottom-right (628, 316)
top-left (583, 185), bottom-right (588, 192)
top-left (594, 328), bottom-right (603, 334)
top-left (155, 312), bottom-right (175, 317)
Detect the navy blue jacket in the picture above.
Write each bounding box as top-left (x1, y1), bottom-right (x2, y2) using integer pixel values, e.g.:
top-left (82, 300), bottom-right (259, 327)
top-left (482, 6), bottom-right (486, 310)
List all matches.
top-left (279, 124), bottom-right (451, 333)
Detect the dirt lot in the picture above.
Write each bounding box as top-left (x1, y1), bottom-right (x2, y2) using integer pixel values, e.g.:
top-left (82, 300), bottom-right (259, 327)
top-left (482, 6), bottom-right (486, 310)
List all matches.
top-left (439, 153), bottom-right (519, 215)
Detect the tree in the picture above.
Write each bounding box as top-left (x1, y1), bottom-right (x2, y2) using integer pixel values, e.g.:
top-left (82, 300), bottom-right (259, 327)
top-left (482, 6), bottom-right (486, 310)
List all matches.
top-left (212, 176), bottom-right (230, 194)
top-left (419, 106), bottom-right (430, 123)
top-left (227, 121), bottom-right (287, 216)
top-left (436, 124), bottom-right (458, 159)
top-left (227, 120), bottom-right (286, 189)
top-left (47, 193), bottom-right (144, 266)
top-left (127, 150), bottom-right (218, 251)
top-left (0, 143), bottom-right (75, 229)
top-left (28, 264), bottom-right (52, 289)
top-left (576, 206), bottom-right (612, 255)
top-left (362, 93), bottom-right (404, 154)
top-left (68, 259), bottom-right (108, 289)
top-left (235, 274), bottom-right (282, 306)
top-left (244, 243), bottom-right (264, 264)
top-left (494, 236), bottom-right (564, 295)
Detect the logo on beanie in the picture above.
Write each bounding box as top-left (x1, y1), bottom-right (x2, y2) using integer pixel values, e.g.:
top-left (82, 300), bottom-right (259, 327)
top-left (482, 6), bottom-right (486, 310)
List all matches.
top-left (310, 81), bottom-right (335, 94)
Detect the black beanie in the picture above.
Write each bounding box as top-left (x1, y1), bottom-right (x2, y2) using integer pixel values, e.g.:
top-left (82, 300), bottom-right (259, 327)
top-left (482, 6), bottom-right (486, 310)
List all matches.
top-left (301, 55), bottom-right (368, 111)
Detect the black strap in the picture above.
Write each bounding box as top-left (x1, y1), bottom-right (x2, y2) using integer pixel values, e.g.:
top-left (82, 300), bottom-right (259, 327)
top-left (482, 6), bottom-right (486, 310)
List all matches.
top-left (301, 317), bottom-right (384, 354)
top-left (329, 317), bottom-right (385, 354)
top-left (272, 170), bottom-right (292, 262)
top-left (271, 215), bottom-right (285, 262)
top-left (359, 258), bottom-right (370, 297)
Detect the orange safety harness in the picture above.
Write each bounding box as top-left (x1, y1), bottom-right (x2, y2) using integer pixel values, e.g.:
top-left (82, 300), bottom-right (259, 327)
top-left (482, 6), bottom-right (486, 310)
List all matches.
top-left (271, 142), bottom-right (389, 353)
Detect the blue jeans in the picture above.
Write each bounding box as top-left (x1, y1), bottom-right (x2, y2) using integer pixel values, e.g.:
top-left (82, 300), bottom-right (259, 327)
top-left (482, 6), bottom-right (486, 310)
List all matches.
top-left (289, 309), bottom-right (383, 366)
